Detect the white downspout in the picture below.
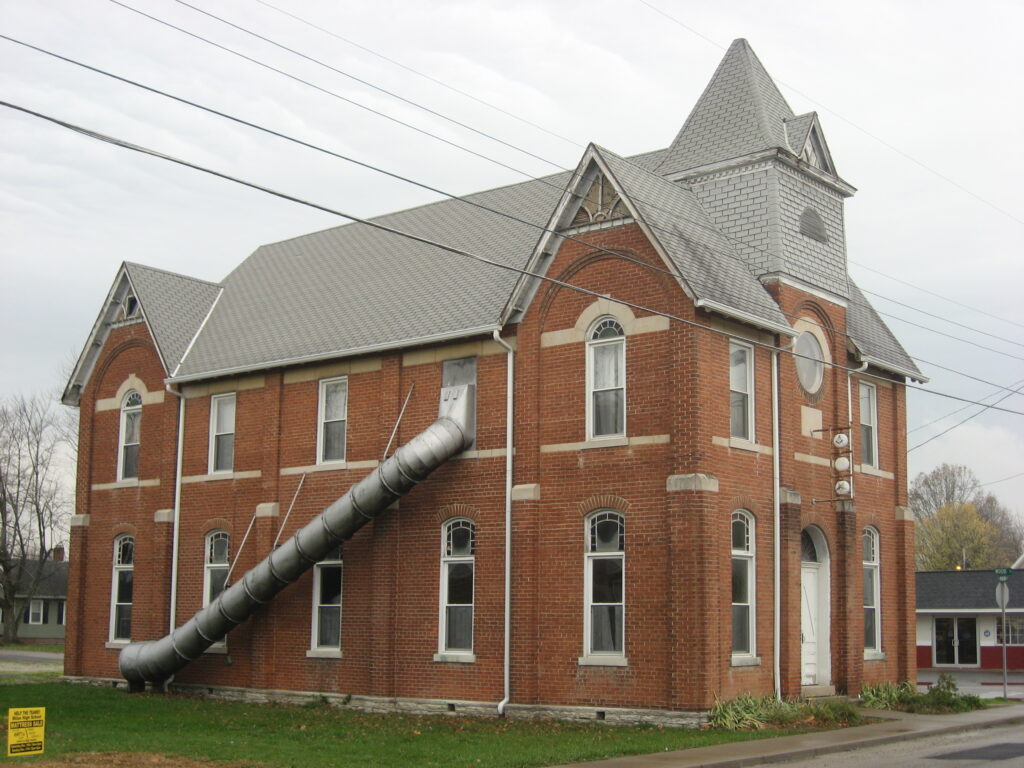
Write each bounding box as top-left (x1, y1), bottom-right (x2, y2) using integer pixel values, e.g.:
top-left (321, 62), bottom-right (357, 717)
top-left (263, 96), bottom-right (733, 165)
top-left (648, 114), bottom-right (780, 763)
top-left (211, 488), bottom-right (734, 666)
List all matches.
top-left (771, 348), bottom-right (782, 701)
top-left (771, 336), bottom-right (796, 702)
top-left (166, 384), bottom-right (185, 635)
top-left (492, 329), bottom-right (514, 716)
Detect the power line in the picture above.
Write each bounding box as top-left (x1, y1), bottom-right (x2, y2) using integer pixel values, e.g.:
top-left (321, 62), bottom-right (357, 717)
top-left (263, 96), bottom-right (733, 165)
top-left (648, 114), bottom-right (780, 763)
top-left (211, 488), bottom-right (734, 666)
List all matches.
top-left (166, 0), bottom-right (568, 172)
top-left (249, 0), bottom-right (582, 149)
top-left (851, 260), bottom-right (1024, 332)
top-left (635, 0), bottom-right (1024, 228)
top-left (980, 470), bottom-right (1024, 488)
top-left (101, 3), bottom-right (1024, 360)
top-left (862, 288), bottom-right (1024, 350)
top-left (909, 380), bottom-right (1024, 452)
top-left (909, 378), bottom-right (1024, 434)
top-left (6, 99), bottom-right (1024, 419)
top-left (8, 34), bottom-right (1023, 398)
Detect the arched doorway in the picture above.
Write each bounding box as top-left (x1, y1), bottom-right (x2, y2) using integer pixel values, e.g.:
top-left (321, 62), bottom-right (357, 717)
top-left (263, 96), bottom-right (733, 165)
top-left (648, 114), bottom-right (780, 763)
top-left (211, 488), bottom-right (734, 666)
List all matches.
top-left (800, 527), bottom-right (831, 687)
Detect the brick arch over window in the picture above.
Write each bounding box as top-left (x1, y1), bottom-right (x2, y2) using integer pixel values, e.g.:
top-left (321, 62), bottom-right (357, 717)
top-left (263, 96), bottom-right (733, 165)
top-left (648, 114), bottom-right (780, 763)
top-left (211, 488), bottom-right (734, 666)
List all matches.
top-left (109, 523), bottom-right (138, 539)
top-left (537, 247), bottom-right (676, 325)
top-left (577, 494), bottom-right (631, 517)
top-left (799, 511), bottom-right (836, 549)
top-left (202, 518), bottom-right (232, 536)
top-left (727, 494), bottom-right (760, 517)
top-left (93, 339), bottom-right (158, 396)
top-left (435, 504), bottom-right (480, 524)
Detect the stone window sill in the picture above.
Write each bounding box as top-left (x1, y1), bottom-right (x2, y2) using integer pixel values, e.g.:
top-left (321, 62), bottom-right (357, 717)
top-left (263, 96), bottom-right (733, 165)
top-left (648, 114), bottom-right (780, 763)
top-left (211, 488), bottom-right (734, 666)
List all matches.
top-left (105, 641), bottom-right (129, 650)
top-left (433, 652), bottom-right (475, 664)
top-left (578, 655), bottom-right (628, 667)
top-left (864, 650), bottom-right (887, 661)
top-left (731, 654), bottom-right (762, 667)
top-left (306, 649), bottom-right (343, 659)
top-left (204, 644), bottom-right (228, 654)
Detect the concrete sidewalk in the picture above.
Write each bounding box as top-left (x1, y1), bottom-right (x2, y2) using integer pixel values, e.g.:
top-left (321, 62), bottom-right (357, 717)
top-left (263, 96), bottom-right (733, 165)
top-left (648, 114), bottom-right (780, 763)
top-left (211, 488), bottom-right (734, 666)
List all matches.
top-left (549, 702), bottom-right (1024, 768)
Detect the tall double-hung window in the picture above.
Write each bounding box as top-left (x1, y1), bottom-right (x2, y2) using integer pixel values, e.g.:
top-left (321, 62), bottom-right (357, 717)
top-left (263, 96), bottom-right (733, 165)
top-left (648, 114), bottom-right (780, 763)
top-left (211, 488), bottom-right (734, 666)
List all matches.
top-left (587, 318), bottom-right (625, 439)
top-left (312, 547), bottom-right (343, 651)
top-left (863, 527), bottom-right (881, 653)
top-left (318, 377), bottom-right (348, 463)
top-left (729, 343), bottom-right (754, 440)
top-left (118, 391), bottom-right (142, 480)
top-left (731, 511), bottom-right (755, 657)
top-left (209, 394), bottom-right (236, 473)
top-left (439, 519), bottom-right (475, 656)
top-left (110, 535), bottom-right (135, 641)
top-left (859, 382), bottom-right (878, 467)
top-left (204, 531), bottom-right (230, 606)
top-left (584, 510), bottom-right (625, 660)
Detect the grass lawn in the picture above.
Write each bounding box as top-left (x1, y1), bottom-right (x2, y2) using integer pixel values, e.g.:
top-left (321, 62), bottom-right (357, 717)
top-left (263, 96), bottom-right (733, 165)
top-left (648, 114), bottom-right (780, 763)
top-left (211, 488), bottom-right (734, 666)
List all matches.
top-left (0, 643), bottom-right (65, 653)
top-left (0, 683), bottom-right (796, 768)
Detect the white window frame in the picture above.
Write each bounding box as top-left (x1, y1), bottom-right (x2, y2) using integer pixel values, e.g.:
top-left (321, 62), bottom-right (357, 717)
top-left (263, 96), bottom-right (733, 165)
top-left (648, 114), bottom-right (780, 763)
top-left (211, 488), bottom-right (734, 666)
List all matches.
top-left (731, 510), bottom-right (756, 660)
top-left (859, 381), bottom-right (878, 468)
top-left (794, 330), bottom-right (825, 395)
top-left (208, 393), bottom-right (236, 474)
top-left (203, 530), bottom-right (230, 608)
top-left (582, 510), bottom-right (626, 664)
top-left (57, 600), bottom-right (66, 626)
top-left (863, 527), bottom-right (882, 655)
top-left (28, 599), bottom-right (44, 625)
top-left (117, 391), bottom-right (142, 481)
top-left (109, 534), bottom-right (134, 642)
top-left (437, 519), bottom-right (475, 660)
top-left (310, 548), bottom-right (343, 653)
top-left (585, 317), bottom-right (626, 441)
top-left (729, 342), bottom-right (755, 441)
top-left (317, 376), bottom-right (348, 464)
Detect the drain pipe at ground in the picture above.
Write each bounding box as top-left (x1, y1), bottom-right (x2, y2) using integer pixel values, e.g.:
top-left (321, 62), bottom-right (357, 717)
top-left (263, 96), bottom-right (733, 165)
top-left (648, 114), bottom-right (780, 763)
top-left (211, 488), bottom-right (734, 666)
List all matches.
top-left (492, 329), bottom-right (514, 716)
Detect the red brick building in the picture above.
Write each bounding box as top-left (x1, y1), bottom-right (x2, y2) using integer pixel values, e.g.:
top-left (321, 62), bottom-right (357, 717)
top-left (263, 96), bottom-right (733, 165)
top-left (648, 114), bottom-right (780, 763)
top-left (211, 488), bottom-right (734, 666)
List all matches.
top-left (63, 40), bottom-right (922, 722)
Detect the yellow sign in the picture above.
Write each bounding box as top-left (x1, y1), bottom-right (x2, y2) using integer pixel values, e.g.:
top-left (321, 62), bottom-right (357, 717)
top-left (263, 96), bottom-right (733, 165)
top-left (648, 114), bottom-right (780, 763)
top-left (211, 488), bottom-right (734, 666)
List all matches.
top-left (6, 707), bottom-right (45, 757)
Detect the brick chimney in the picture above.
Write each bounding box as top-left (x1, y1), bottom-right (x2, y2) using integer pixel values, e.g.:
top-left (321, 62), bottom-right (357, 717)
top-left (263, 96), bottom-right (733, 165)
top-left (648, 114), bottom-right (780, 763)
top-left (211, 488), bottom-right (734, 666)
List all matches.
top-left (51, 545), bottom-right (65, 562)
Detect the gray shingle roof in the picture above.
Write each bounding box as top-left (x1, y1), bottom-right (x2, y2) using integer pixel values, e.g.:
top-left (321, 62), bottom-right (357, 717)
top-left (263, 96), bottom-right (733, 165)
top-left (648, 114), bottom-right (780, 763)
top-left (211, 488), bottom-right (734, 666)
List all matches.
top-left (847, 280), bottom-right (924, 380)
top-left (596, 147), bottom-right (790, 331)
top-left (917, 570), bottom-right (1024, 611)
top-left (784, 114), bottom-right (815, 156)
top-left (9, 559), bottom-right (68, 598)
top-left (657, 39), bottom-right (796, 176)
top-left (124, 263), bottom-right (220, 375)
top-left (175, 177), bottom-right (568, 379)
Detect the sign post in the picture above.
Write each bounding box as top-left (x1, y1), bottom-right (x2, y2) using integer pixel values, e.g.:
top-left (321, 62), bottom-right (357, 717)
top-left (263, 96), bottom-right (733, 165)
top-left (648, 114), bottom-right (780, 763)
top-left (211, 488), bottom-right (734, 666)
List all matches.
top-left (6, 707), bottom-right (45, 757)
top-left (995, 569), bottom-right (1012, 700)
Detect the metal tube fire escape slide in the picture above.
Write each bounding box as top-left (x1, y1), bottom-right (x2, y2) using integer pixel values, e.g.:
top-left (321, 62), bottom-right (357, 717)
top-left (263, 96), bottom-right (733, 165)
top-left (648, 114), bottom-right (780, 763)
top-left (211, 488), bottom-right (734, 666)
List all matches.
top-left (119, 385), bottom-right (475, 691)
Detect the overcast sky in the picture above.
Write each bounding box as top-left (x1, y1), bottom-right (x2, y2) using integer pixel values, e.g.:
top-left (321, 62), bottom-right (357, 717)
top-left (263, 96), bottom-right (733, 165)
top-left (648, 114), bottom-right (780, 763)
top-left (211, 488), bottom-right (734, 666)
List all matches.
top-left (2, 0), bottom-right (1022, 517)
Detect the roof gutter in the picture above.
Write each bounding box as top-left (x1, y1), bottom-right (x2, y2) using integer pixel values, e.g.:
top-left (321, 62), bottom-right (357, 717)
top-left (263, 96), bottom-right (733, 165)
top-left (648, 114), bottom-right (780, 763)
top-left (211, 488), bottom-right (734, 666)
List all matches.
top-left (694, 298), bottom-right (793, 337)
top-left (854, 355), bottom-right (928, 384)
top-left (168, 325), bottom-right (502, 385)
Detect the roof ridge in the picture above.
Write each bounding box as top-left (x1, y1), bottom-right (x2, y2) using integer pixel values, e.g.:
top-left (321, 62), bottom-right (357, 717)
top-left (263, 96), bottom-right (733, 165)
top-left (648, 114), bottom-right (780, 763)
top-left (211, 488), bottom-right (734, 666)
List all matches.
top-left (124, 261), bottom-right (221, 288)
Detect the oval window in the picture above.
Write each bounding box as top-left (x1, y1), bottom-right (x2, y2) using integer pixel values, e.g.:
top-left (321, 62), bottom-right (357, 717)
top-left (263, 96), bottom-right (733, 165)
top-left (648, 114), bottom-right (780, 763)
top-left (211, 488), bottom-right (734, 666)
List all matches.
top-left (794, 331), bottom-right (824, 394)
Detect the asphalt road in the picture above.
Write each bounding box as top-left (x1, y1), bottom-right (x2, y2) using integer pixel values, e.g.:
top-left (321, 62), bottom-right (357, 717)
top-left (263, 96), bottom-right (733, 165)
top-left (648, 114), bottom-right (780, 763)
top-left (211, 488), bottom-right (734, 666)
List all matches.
top-left (777, 724), bottom-right (1024, 767)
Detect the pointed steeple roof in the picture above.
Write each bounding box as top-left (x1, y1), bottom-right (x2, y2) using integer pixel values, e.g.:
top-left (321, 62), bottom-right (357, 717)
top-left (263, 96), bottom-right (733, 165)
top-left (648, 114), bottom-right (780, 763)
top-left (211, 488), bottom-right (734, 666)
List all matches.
top-left (657, 39), bottom-right (796, 176)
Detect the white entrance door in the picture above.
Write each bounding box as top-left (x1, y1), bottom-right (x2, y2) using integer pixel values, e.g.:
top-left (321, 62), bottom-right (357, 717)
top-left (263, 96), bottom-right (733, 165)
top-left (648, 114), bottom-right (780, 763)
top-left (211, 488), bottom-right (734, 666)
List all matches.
top-left (801, 564), bottom-right (818, 685)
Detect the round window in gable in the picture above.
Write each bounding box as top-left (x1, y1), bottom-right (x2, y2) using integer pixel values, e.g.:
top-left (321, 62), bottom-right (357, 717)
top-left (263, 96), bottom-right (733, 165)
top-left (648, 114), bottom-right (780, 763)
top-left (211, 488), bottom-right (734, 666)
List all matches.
top-left (794, 331), bottom-right (825, 395)
top-left (799, 207), bottom-right (828, 243)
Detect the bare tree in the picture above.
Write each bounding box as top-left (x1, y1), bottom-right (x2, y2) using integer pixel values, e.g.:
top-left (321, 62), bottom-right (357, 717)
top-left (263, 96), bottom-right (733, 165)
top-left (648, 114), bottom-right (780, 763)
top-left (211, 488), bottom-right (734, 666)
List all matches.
top-left (0, 394), bottom-right (72, 643)
top-left (910, 464), bottom-right (1024, 569)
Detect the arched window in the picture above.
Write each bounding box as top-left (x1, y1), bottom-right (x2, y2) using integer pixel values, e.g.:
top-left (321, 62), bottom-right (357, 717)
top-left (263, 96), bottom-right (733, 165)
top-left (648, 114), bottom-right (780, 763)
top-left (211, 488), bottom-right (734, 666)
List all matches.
top-left (584, 510), bottom-right (625, 659)
top-left (110, 535), bottom-right (135, 641)
top-left (312, 546), bottom-right (343, 651)
top-left (439, 519), bottom-right (475, 655)
top-left (794, 331), bottom-right (825, 395)
top-left (799, 207), bottom-right (828, 242)
top-left (204, 531), bottom-right (229, 606)
top-left (587, 317), bottom-right (625, 439)
top-left (731, 511), bottom-right (755, 657)
top-left (118, 391), bottom-right (142, 480)
top-left (863, 527), bottom-right (881, 653)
